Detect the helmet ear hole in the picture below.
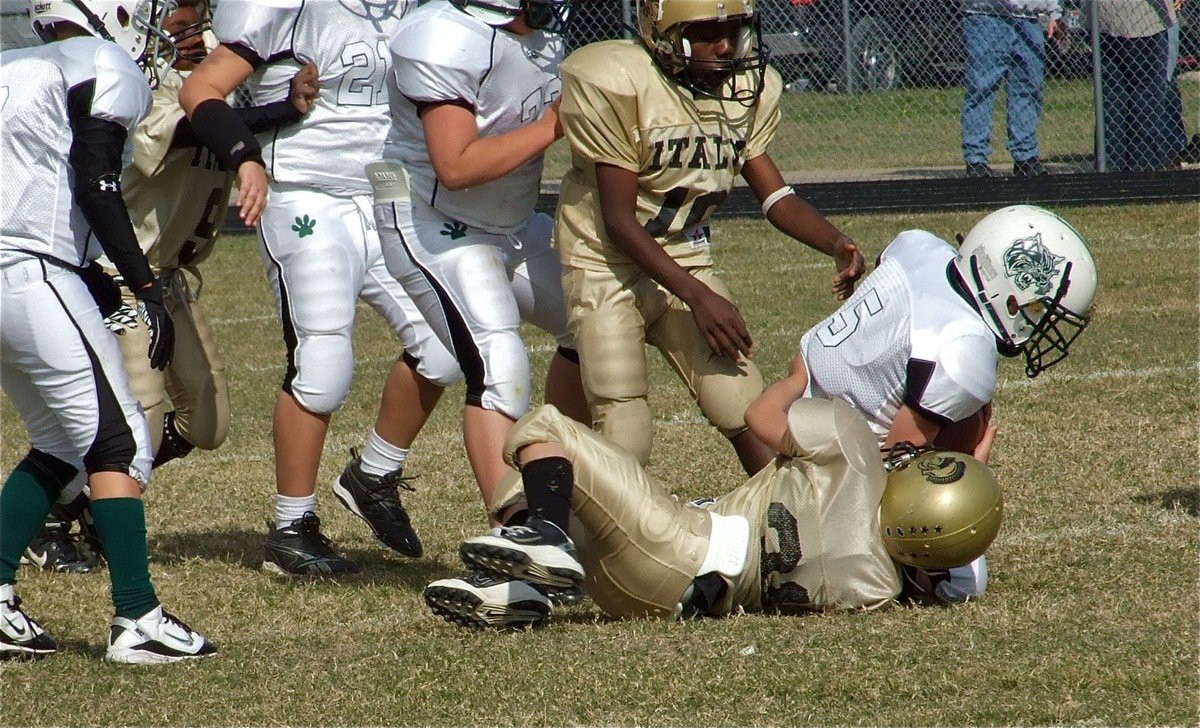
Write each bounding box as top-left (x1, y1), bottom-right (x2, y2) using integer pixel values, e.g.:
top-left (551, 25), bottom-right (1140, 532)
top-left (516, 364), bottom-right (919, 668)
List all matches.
top-left (117, 5), bottom-right (131, 28)
top-left (1006, 295), bottom-right (1019, 316)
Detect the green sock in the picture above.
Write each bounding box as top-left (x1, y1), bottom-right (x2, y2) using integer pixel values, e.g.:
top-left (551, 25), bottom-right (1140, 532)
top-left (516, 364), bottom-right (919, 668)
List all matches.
top-left (89, 497), bottom-right (158, 619)
top-left (0, 459), bottom-right (66, 584)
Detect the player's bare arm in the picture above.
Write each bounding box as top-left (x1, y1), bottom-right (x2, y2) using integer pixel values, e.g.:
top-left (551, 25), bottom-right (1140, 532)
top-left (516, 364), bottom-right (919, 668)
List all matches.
top-left (742, 154), bottom-right (865, 300)
top-left (744, 353), bottom-right (809, 452)
top-left (421, 98), bottom-right (561, 191)
top-left (595, 162), bottom-right (753, 361)
top-left (179, 45), bottom-right (267, 227)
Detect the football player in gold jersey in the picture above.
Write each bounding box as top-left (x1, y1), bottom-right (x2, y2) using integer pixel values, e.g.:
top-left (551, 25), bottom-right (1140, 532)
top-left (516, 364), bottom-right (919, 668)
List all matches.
top-left (422, 357), bottom-right (1000, 629)
top-left (553, 0), bottom-right (865, 476)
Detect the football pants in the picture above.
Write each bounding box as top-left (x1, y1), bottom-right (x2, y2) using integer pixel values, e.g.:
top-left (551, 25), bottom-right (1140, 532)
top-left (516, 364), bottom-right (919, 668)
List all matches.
top-left (258, 187), bottom-right (460, 414)
top-left (566, 265), bottom-right (764, 465)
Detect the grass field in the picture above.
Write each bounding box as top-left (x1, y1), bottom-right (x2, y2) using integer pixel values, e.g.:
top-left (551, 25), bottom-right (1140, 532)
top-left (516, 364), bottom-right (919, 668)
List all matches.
top-left (2, 203), bottom-right (1197, 725)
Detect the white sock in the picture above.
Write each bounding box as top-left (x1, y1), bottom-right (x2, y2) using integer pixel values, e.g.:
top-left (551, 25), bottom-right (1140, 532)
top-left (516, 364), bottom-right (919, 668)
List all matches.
top-left (275, 494), bottom-right (316, 529)
top-left (360, 429), bottom-right (408, 477)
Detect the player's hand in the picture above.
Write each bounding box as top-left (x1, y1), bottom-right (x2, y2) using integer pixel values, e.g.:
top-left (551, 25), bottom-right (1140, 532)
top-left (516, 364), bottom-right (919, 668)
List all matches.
top-left (78, 262), bottom-right (122, 317)
top-left (973, 404), bottom-right (997, 464)
top-left (831, 239), bottom-right (865, 300)
top-left (134, 283), bottom-right (175, 371)
top-left (289, 62), bottom-right (319, 115)
top-left (690, 286), bottom-right (753, 361)
top-left (235, 160), bottom-right (268, 227)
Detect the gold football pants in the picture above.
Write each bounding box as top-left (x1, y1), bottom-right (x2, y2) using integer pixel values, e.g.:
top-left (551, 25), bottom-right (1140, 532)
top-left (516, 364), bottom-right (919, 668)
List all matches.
top-left (495, 404), bottom-right (716, 619)
top-left (565, 265), bottom-right (764, 465)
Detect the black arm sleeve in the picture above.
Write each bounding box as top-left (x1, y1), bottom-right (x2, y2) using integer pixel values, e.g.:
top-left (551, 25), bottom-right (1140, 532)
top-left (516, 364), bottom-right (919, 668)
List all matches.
top-left (171, 99), bottom-right (302, 150)
top-left (68, 116), bottom-right (154, 292)
top-left (188, 98), bottom-right (265, 170)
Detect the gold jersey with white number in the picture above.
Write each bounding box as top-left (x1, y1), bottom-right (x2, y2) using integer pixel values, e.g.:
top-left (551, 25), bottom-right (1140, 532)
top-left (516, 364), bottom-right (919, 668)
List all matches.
top-left (555, 39), bottom-right (782, 272)
top-left (120, 69), bottom-right (232, 272)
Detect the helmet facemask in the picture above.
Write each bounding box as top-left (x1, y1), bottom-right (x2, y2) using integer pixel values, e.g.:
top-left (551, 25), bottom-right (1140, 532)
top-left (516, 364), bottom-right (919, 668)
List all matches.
top-left (1010, 263), bottom-right (1090, 377)
top-left (525, 0), bottom-right (574, 34)
top-left (165, 2), bottom-right (211, 66)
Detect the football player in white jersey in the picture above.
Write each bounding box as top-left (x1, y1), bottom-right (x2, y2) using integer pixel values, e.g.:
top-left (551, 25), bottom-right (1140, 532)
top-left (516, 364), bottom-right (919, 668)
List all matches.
top-left (796, 205), bottom-right (1097, 450)
top-left (422, 392), bottom-right (1000, 629)
top-left (21, 0), bottom-right (322, 575)
top-left (372, 0), bottom-right (589, 522)
top-left (0, 0), bottom-right (215, 662)
top-left (179, 0), bottom-right (467, 576)
top-left (793, 205), bottom-right (1096, 601)
top-left (553, 0), bottom-right (865, 477)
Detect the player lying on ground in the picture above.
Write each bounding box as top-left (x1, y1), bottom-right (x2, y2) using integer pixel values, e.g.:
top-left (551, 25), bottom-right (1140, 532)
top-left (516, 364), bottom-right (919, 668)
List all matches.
top-left (423, 393), bottom-right (1001, 628)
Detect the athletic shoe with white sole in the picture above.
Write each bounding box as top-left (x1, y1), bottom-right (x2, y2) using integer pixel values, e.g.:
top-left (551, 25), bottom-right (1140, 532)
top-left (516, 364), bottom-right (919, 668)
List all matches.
top-left (21, 519), bottom-right (98, 574)
top-left (0, 584), bottom-right (57, 659)
top-left (332, 449), bottom-right (422, 557)
top-left (105, 605), bottom-right (217, 664)
top-left (459, 518), bottom-right (585, 601)
top-left (263, 512), bottom-right (360, 577)
top-left (424, 572), bottom-right (552, 630)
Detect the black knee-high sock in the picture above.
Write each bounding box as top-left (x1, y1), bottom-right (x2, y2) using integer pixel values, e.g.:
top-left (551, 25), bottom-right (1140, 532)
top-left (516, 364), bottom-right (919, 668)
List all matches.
top-left (521, 457), bottom-right (574, 532)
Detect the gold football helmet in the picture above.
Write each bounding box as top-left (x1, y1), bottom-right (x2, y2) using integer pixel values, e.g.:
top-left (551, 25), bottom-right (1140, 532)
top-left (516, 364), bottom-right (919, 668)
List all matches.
top-left (880, 448), bottom-right (1002, 570)
top-left (636, 0), bottom-right (768, 103)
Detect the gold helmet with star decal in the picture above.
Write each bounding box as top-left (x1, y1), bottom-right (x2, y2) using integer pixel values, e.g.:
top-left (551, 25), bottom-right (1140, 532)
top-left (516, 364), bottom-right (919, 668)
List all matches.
top-left (880, 447), bottom-right (1002, 570)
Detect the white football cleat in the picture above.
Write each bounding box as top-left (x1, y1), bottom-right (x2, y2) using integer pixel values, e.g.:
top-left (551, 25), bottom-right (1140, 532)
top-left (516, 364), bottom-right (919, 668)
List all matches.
top-left (424, 573), bottom-right (552, 630)
top-left (0, 583), bottom-right (57, 659)
top-left (458, 518), bottom-right (585, 598)
top-left (105, 605), bottom-right (217, 664)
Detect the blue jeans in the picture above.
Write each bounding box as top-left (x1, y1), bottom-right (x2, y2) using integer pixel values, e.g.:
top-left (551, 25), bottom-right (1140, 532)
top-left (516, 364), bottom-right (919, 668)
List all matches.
top-left (1099, 29), bottom-right (1173, 170)
top-left (960, 13), bottom-right (1046, 165)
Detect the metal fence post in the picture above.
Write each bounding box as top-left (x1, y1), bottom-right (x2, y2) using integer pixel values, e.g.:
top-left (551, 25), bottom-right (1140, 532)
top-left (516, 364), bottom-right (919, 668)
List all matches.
top-left (1090, 0), bottom-right (1106, 172)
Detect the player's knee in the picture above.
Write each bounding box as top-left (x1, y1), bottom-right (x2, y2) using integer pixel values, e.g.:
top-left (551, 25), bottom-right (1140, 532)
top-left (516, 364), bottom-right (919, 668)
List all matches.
top-left (697, 367), bottom-right (764, 437)
top-left (19, 448), bottom-right (80, 494)
top-left (469, 332), bottom-right (530, 420)
top-left (593, 399), bottom-right (653, 465)
top-left (403, 344), bottom-right (462, 388)
top-left (289, 333), bottom-right (355, 414)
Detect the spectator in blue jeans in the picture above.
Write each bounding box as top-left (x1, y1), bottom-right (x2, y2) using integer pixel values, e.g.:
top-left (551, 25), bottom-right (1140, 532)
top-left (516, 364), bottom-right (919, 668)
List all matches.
top-left (1095, 0), bottom-right (1178, 170)
top-left (960, 0), bottom-right (1062, 178)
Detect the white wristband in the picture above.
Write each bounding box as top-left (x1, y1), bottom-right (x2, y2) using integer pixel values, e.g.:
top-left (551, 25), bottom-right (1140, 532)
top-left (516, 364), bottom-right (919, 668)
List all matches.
top-left (760, 185), bottom-right (796, 217)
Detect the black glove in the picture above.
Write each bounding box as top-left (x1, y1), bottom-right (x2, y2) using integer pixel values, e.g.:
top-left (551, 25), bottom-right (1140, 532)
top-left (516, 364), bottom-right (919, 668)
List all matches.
top-left (134, 282), bottom-right (174, 371)
top-left (78, 262), bottom-right (122, 317)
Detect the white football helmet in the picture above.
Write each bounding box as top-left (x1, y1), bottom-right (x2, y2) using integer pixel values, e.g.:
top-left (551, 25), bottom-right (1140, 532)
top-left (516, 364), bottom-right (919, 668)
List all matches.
top-left (30, 0), bottom-right (178, 87)
top-left (637, 0), bottom-right (768, 104)
top-left (953, 205), bottom-right (1098, 378)
top-left (449, 0), bottom-right (575, 33)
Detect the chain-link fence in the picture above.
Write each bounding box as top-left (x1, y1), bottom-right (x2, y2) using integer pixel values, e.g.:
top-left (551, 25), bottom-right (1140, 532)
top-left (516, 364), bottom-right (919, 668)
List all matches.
top-left (4, 0), bottom-right (1195, 187)
top-left (552, 0), bottom-right (1198, 184)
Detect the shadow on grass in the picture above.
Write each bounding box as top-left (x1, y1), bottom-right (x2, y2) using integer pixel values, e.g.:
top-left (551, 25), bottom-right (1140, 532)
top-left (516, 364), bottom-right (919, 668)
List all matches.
top-left (1134, 487), bottom-right (1199, 517)
top-left (146, 528), bottom-right (453, 589)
